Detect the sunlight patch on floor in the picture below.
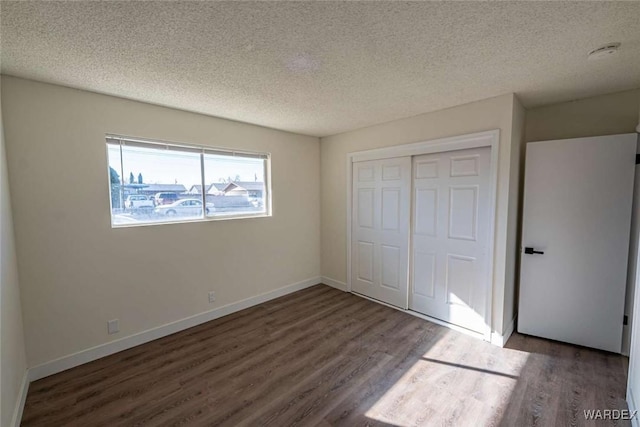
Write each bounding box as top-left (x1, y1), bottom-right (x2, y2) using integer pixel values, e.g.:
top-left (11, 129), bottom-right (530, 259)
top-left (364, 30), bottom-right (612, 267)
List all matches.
top-left (365, 334), bottom-right (531, 426)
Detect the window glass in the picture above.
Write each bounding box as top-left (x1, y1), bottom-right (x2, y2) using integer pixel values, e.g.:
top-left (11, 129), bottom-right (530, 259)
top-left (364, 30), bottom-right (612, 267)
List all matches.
top-left (107, 137), bottom-right (270, 227)
top-left (203, 154), bottom-right (267, 217)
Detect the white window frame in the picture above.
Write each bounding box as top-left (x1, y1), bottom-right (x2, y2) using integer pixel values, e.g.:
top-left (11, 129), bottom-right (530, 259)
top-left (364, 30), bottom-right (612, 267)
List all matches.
top-left (106, 134), bottom-right (272, 228)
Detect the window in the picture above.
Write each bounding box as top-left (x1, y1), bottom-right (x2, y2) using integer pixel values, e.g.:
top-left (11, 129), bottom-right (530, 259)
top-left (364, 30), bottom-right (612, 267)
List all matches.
top-left (106, 135), bottom-right (270, 227)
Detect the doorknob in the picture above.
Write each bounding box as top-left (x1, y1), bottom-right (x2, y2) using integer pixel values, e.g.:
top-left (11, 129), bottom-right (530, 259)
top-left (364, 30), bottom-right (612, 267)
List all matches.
top-left (524, 247), bottom-right (544, 255)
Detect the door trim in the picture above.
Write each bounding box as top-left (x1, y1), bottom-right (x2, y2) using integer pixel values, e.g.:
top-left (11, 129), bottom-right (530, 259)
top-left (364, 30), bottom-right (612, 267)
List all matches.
top-left (346, 129), bottom-right (500, 342)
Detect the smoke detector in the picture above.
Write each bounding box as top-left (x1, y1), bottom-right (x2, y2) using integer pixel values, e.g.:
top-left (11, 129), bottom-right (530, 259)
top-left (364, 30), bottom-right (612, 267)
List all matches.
top-left (587, 43), bottom-right (621, 60)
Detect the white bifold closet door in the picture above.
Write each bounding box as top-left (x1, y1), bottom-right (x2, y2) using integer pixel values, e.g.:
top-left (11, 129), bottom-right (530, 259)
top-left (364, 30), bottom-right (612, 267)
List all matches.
top-left (351, 157), bottom-right (411, 308)
top-left (410, 147), bottom-right (492, 333)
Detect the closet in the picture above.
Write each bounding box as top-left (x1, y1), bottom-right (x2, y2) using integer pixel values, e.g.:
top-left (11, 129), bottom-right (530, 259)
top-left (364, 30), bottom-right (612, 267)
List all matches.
top-left (349, 132), bottom-right (497, 335)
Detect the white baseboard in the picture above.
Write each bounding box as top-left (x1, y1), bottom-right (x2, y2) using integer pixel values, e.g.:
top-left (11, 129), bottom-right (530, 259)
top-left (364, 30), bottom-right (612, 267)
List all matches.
top-left (11, 370), bottom-right (29, 427)
top-left (491, 316), bottom-right (517, 347)
top-left (28, 276), bottom-right (321, 382)
top-left (321, 276), bottom-right (347, 292)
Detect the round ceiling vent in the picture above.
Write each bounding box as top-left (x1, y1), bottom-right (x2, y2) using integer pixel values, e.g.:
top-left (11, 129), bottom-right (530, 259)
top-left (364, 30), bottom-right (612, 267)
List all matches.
top-left (587, 43), bottom-right (621, 60)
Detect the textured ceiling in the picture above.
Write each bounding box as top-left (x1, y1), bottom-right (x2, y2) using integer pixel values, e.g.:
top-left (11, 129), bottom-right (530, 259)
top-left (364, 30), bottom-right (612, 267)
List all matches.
top-left (1, 1), bottom-right (639, 137)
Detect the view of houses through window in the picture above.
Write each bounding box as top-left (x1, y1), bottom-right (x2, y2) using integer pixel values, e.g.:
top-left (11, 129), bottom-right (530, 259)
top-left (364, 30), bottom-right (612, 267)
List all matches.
top-left (107, 137), bottom-right (269, 227)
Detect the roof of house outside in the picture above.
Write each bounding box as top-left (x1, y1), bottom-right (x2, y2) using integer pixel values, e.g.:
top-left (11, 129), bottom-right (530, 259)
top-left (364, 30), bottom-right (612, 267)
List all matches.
top-left (192, 182), bottom-right (265, 194)
top-left (187, 184), bottom-right (205, 193)
top-left (141, 184), bottom-right (187, 193)
top-left (206, 183), bottom-right (227, 194)
top-left (211, 183), bottom-right (228, 191)
top-left (224, 182), bottom-right (264, 192)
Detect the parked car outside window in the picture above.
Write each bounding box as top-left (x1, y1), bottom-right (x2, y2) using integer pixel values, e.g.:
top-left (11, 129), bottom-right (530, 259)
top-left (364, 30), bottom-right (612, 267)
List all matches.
top-left (154, 199), bottom-right (215, 217)
top-left (154, 192), bottom-right (179, 205)
top-left (125, 195), bottom-right (154, 210)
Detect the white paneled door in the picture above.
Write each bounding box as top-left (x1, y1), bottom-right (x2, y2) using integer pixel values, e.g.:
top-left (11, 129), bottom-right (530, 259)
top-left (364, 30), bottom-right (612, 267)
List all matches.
top-left (410, 147), bottom-right (491, 334)
top-left (351, 157), bottom-right (411, 308)
top-left (519, 134), bottom-right (637, 353)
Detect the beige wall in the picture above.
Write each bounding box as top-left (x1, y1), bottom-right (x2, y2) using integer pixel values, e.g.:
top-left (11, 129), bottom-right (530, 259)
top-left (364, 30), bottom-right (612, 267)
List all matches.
top-left (525, 89), bottom-right (640, 142)
top-left (0, 79), bottom-right (28, 427)
top-left (1, 76), bottom-right (321, 367)
top-left (320, 93), bottom-right (521, 335)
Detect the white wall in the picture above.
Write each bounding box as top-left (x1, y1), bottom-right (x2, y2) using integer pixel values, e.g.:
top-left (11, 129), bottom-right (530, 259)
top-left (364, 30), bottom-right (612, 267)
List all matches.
top-left (320, 93), bottom-right (522, 336)
top-left (628, 173), bottom-right (640, 422)
top-left (628, 96), bottom-right (640, 423)
top-left (0, 79), bottom-right (28, 427)
top-left (1, 76), bottom-right (321, 367)
top-left (626, 159), bottom-right (640, 356)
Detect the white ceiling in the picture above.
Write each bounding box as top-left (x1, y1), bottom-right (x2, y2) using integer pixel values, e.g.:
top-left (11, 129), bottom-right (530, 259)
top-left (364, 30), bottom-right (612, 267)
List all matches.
top-left (1, 1), bottom-right (639, 137)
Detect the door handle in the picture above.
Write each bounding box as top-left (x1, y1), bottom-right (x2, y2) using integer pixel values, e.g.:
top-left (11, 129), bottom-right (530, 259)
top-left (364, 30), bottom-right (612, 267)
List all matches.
top-left (524, 247), bottom-right (544, 255)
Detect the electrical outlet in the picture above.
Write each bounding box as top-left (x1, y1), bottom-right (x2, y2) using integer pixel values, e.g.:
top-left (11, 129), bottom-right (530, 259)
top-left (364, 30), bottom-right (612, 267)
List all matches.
top-left (208, 291), bottom-right (216, 303)
top-left (107, 319), bottom-right (119, 335)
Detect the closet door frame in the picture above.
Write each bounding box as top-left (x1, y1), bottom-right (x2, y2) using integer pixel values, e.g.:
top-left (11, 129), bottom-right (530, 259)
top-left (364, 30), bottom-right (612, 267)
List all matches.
top-left (346, 130), bottom-right (500, 341)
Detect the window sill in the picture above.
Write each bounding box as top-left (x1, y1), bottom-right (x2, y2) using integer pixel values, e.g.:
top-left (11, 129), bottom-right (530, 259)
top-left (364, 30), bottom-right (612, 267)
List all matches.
top-left (111, 212), bottom-right (272, 228)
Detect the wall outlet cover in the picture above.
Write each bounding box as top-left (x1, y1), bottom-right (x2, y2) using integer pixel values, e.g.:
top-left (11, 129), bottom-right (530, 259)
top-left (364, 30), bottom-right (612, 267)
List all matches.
top-left (107, 319), bottom-right (119, 335)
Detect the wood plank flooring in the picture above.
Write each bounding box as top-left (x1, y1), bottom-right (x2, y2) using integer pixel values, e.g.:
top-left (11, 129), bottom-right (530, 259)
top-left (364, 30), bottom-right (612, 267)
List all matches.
top-left (21, 284), bottom-right (630, 426)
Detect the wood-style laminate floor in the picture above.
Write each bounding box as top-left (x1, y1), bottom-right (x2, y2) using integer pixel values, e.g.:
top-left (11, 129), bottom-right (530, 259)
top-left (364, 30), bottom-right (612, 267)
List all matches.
top-left (22, 284), bottom-right (629, 427)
